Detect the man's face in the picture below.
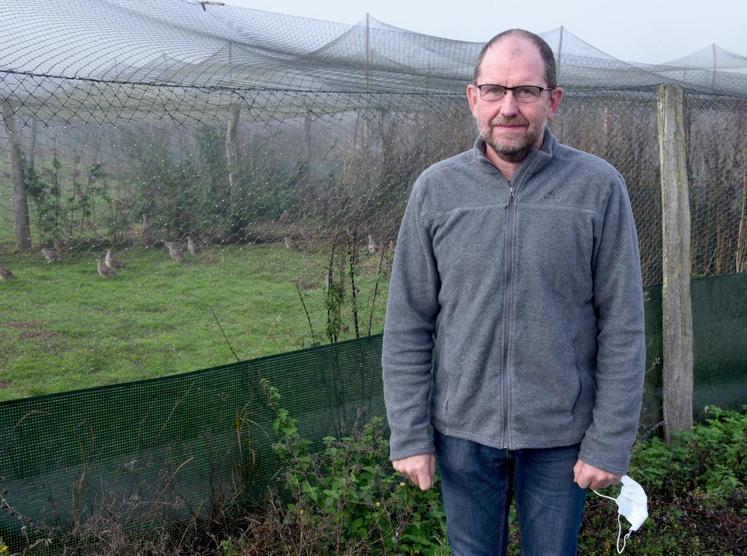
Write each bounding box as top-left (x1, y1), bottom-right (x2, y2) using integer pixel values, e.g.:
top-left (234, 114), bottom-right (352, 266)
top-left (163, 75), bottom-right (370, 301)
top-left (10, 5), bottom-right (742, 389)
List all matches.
top-left (467, 36), bottom-right (563, 163)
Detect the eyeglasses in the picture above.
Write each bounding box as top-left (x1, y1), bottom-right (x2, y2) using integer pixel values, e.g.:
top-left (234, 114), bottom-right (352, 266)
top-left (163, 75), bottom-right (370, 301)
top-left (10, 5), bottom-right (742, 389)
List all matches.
top-left (475, 84), bottom-right (552, 104)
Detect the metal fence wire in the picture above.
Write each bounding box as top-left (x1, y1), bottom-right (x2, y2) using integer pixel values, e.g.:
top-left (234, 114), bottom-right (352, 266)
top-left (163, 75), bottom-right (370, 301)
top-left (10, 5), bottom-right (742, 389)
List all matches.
top-left (1, 1), bottom-right (746, 285)
top-left (1, 0), bottom-right (746, 551)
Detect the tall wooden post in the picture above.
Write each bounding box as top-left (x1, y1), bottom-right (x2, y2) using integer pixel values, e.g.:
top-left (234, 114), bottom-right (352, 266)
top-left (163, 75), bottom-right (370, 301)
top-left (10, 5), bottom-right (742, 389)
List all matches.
top-left (737, 148), bottom-right (747, 273)
top-left (225, 103), bottom-right (241, 215)
top-left (711, 44), bottom-right (717, 93)
top-left (304, 112), bottom-right (312, 168)
top-left (657, 84), bottom-right (694, 441)
top-left (1, 101), bottom-right (32, 252)
top-left (29, 117), bottom-right (38, 171)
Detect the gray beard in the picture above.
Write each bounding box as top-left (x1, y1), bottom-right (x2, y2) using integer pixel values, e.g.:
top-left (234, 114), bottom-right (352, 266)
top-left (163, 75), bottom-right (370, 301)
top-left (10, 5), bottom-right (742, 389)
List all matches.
top-left (482, 128), bottom-right (538, 162)
top-left (490, 136), bottom-right (532, 156)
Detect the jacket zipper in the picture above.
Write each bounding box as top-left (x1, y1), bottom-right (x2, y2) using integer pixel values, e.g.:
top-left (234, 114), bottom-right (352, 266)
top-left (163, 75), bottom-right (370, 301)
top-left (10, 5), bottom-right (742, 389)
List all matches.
top-left (501, 184), bottom-right (515, 448)
top-left (500, 155), bottom-right (540, 449)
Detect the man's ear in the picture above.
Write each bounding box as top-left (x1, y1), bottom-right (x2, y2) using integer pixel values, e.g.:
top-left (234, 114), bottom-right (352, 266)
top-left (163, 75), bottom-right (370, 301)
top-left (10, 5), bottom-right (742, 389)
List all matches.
top-left (466, 83), bottom-right (479, 115)
top-left (547, 86), bottom-right (564, 119)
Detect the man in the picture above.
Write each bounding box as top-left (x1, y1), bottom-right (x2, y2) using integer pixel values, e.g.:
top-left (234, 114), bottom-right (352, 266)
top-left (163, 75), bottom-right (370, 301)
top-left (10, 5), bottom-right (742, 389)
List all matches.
top-left (382, 29), bottom-right (645, 555)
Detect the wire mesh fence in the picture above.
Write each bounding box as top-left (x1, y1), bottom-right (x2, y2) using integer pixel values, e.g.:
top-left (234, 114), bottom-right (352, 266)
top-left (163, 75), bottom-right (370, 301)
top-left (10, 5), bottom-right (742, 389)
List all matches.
top-left (0, 335), bottom-right (387, 552)
top-left (1, 274), bottom-right (746, 551)
top-left (1, 0), bottom-right (746, 551)
top-left (0, 0), bottom-right (745, 401)
top-left (0, 0), bottom-right (745, 404)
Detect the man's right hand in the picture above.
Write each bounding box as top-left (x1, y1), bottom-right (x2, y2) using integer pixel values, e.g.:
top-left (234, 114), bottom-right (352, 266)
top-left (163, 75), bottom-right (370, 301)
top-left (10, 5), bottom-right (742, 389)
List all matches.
top-left (392, 453), bottom-right (436, 491)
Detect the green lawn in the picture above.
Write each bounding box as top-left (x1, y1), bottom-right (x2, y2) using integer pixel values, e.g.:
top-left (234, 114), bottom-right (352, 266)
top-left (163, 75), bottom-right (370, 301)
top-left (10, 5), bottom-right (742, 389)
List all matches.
top-left (0, 244), bottom-right (389, 401)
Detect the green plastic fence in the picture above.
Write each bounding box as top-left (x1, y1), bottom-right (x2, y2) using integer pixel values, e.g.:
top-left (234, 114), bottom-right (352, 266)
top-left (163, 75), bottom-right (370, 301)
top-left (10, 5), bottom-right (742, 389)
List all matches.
top-left (640, 273), bottom-right (747, 430)
top-left (0, 335), bottom-right (386, 551)
top-left (1, 275), bottom-right (746, 551)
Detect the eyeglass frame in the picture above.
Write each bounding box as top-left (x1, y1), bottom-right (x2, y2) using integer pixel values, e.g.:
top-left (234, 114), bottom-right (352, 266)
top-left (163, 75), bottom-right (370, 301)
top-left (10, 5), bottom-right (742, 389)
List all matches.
top-left (475, 83), bottom-right (554, 104)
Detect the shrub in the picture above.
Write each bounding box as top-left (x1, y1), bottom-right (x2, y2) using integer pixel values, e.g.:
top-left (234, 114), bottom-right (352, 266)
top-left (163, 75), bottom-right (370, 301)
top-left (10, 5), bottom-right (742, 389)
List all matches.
top-left (578, 404), bottom-right (747, 555)
top-left (253, 400), bottom-right (745, 556)
top-left (7, 401), bottom-right (744, 554)
top-left (254, 378), bottom-right (448, 555)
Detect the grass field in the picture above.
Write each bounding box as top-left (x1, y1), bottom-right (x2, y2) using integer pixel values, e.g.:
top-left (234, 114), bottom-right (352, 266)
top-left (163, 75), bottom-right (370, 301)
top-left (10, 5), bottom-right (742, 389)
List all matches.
top-left (0, 243), bottom-right (389, 401)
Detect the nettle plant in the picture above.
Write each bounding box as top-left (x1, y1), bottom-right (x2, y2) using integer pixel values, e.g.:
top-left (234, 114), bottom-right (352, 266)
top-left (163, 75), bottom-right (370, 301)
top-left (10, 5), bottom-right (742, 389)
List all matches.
top-left (577, 405), bottom-right (747, 556)
top-left (263, 383), bottom-right (747, 556)
top-left (261, 378), bottom-right (448, 555)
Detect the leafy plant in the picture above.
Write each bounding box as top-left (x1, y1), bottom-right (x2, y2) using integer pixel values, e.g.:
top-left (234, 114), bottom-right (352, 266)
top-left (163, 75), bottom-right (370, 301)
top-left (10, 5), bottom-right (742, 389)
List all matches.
top-left (262, 379), bottom-right (448, 555)
top-left (579, 404), bottom-right (747, 555)
top-left (25, 155), bottom-right (64, 245)
top-left (324, 242), bottom-right (345, 344)
top-left (630, 404), bottom-right (746, 496)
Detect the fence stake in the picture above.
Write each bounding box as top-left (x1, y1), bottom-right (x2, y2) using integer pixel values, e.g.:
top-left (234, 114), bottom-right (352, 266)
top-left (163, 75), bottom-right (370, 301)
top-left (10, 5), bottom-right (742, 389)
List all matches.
top-left (657, 84), bottom-right (694, 441)
top-left (737, 148), bottom-right (747, 273)
top-left (1, 101), bottom-right (32, 252)
top-left (225, 103), bottom-right (241, 217)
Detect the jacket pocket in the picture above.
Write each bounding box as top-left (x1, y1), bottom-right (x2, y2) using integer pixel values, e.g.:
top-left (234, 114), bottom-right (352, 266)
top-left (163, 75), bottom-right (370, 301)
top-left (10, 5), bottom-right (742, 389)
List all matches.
top-left (430, 356), bottom-right (452, 423)
top-left (570, 340), bottom-right (583, 413)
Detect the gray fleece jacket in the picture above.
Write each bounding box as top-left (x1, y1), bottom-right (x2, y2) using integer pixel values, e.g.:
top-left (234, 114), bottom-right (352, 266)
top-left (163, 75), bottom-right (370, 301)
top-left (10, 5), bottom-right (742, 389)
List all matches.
top-left (382, 129), bottom-right (645, 475)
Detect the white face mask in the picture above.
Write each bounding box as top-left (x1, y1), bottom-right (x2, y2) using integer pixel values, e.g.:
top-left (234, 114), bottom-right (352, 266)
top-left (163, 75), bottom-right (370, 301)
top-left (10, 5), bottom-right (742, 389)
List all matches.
top-left (592, 475), bottom-right (648, 553)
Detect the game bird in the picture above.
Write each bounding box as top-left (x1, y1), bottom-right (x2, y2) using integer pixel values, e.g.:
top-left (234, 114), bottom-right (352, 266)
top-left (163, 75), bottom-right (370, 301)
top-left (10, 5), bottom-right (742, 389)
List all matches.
top-left (41, 247), bottom-right (60, 263)
top-left (283, 237), bottom-right (295, 250)
top-left (164, 241), bottom-right (184, 262)
top-left (0, 264), bottom-right (15, 282)
top-left (105, 249), bottom-right (124, 269)
top-left (367, 234), bottom-right (378, 255)
top-left (96, 257), bottom-right (116, 278)
top-left (186, 236), bottom-right (199, 257)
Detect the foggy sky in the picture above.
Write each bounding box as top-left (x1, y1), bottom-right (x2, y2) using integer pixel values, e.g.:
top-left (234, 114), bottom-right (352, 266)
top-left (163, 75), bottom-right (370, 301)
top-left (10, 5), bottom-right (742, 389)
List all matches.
top-left (223, 0), bottom-right (746, 65)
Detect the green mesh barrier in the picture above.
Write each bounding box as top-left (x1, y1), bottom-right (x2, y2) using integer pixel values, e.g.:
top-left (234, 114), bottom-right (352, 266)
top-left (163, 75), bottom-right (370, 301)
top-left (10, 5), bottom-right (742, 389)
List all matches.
top-left (0, 334), bottom-right (385, 551)
top-left (1, 275), bottom-right (746, 550)
top-left (640, 273), bottom-right (747, 432)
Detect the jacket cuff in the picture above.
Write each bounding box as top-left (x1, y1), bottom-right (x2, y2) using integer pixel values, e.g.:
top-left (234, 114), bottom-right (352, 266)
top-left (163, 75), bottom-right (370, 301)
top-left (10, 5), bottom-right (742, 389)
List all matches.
top-left (578, 438), bottom-right (631, 476)
top-left (389, 432), bottom-right (434, 462)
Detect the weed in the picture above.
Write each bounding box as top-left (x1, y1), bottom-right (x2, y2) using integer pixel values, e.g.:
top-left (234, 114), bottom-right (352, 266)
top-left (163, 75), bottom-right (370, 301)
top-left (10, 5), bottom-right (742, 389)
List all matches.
top-left (3, 405), bottom-right (744, 554)
top-left (255, 379), bottom-right (448, 555)
top-left (580, 404), bottom-right (747, 555)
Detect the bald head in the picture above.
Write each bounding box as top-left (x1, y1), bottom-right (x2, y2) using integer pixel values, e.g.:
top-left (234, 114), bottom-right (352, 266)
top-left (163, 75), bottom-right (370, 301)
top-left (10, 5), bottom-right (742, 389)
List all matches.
top-left (473, 29), bottom-right (558, 89)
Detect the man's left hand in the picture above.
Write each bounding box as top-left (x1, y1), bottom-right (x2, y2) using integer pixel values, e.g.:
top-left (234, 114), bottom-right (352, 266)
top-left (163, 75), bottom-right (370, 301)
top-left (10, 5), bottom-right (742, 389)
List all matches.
top-left (573, 459), bottom-right (621, 490)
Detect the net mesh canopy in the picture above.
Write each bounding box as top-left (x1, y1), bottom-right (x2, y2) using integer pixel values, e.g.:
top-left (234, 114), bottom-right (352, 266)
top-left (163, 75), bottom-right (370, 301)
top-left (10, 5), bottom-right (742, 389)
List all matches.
top-left (2, 0), bottom-right (747, 124)
top-left (1, 0), bottom-right (747, 551)
top-left (0, 0), bottom-right (745, 403)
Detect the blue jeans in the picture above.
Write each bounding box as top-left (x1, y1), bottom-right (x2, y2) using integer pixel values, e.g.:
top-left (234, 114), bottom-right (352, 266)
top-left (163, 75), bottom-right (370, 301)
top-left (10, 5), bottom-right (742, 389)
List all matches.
top-left (434, 431), bottom-right (586, 556)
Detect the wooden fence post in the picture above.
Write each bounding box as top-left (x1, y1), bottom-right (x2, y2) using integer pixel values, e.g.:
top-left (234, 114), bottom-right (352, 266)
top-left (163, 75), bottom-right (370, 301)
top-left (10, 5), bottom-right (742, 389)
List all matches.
top-left (1, 101), bottom-right (32, 252)
top-left (657, 84), bottom-right (694, 441)
top-left (737, 147), bottom-right (747, 273)
top-left (225, 102), bottom-right (241, 216)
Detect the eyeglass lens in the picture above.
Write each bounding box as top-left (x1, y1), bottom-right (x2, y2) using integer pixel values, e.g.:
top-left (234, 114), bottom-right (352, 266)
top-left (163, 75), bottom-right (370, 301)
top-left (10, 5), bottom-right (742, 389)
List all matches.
top-left (479, 85), bottom-right (543, 103)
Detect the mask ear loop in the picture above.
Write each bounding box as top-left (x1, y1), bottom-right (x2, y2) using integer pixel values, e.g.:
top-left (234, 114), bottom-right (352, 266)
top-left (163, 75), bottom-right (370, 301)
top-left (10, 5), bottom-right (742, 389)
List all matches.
top-left (616, 512), bottom-right (633, 553)
top-left (592, 490), bottom-right (630, 554)
top-left (591, 489), bottom-right (616, 502)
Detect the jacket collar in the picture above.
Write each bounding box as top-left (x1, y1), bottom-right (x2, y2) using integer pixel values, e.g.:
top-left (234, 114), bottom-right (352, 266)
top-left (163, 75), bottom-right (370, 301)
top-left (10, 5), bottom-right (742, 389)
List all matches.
top-left (472, 127), bottom-right (557, 181)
